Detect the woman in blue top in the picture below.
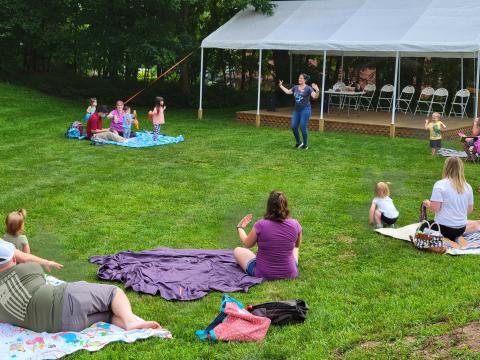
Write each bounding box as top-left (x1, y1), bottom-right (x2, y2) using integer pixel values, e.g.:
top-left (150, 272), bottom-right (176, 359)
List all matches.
top-left (279, 73), bottom-right (320, 150)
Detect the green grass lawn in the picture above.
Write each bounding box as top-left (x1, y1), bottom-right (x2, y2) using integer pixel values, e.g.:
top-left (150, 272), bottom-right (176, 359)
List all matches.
top-left (1, 82), bottom-right (480, 359)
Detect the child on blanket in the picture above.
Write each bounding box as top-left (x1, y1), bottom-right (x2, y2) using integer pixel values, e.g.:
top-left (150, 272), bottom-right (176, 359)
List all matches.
top-left (122, 106), bottom-right (134, 139)
top-left (369, 182), bottom-right (399, 229)
top-left (148, 96), bottom-right (166, 141)
top-left (84, 98), bottom-right (97, 121)
top-left (425, 112), bottom-right (446, 156)
top-left (3, 209), bottom-right (30, 253)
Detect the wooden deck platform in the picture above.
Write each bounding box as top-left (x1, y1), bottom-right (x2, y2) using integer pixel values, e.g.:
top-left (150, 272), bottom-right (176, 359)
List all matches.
top-left (236, 107), bottom-right (473, 139)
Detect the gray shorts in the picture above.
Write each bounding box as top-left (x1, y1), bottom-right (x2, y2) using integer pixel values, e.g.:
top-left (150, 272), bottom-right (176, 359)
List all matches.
top-left (61, 281), bottom-right (117, 332)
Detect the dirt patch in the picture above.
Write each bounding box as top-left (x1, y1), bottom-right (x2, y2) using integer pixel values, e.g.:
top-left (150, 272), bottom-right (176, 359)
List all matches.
top-left (414, 320), bottom-right (480, 358)
top-left (338, 250), bottom-right (356, 260)
top-left (338, 235), bottom-right (356, 244)
top-left (359, 340), bottom-right (382, 349)
top-left (354, 321), bottom-right (480, 358)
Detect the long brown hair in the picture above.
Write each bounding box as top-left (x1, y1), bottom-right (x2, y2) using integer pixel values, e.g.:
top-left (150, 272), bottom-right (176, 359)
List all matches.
top-left (264, 191), bottom-right (290, 222)
top-left (5, 208), bottom-right (27, 236)
top-left (443, 157), bottom-right (467, 194)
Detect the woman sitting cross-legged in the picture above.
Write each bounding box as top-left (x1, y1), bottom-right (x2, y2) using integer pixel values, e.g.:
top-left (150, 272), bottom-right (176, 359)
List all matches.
top-left (423, 157), bottom-right (474, 248)
top-left (234, 191), bottom-right (302, 280)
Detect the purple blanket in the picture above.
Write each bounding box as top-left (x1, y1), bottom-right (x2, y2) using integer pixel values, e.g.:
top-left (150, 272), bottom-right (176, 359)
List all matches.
top-left (89, 248), bottom-right (263, 301)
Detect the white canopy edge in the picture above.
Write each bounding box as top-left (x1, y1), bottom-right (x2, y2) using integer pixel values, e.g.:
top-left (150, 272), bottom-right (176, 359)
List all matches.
top-left (289, 51), bottom-right (478, 59)
top-left (202, 0), bottom-right (480, 57)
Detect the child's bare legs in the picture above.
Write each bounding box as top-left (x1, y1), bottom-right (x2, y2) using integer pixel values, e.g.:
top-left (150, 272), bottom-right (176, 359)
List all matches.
top-left (431, 147), bottom-right (437, 156)
top-left (373, 209), bottom-right (382, 227)
top-left (110, 288), bottom-right (160, 330)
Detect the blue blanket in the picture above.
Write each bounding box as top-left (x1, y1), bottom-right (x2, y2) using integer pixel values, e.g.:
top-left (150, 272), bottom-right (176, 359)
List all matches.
top-left (92, 131), bottom-right (184, 148)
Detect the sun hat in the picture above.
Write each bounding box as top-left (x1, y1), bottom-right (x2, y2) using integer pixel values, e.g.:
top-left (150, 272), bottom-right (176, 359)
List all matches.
top-left (0, 240), bottom-right (15, 265)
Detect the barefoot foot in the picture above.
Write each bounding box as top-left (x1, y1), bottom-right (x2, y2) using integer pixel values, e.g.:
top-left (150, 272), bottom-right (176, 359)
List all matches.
top-left (125, 319), bottom-right (161, 330)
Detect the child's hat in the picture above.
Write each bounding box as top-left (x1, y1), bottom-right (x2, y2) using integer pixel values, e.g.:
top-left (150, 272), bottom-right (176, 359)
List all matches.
top-left (0, 240), bottom-right (15, 265)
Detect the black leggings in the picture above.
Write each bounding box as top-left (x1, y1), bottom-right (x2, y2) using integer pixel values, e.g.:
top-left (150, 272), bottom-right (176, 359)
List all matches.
top-left (421, 221), bottom-right (466, 241)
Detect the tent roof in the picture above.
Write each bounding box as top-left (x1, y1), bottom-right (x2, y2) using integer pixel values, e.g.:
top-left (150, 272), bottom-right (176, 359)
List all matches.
top-left (201, 0), bottom-right (480, 57)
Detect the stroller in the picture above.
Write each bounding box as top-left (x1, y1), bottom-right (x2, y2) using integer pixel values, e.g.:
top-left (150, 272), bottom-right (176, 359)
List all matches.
top-left (459, 132), bottom-right (480, 163)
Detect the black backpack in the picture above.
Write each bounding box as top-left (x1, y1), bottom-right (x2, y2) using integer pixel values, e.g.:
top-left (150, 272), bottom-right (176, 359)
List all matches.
top-left (247, 299), bottom-right (309, 325)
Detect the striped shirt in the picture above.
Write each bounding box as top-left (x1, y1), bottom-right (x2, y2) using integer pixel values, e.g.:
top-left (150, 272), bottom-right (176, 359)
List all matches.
top-left (0, 263), bottom-right (66, 332)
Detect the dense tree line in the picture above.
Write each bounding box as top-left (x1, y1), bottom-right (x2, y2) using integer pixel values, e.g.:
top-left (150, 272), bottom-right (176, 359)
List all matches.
top-left (0, 0), bottom-right (274, 105)
top-left (0, 0), bottom-right (473, 110)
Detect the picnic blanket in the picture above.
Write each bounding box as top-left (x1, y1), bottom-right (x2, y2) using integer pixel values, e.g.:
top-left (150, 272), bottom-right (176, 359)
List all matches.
top-left (91, 131), bottom-right (184, 148)
top-left (437, 148), bottom-right (467, 158)
top-left (0, 321), bottom-right (172, 360)
top-left (375, 223), bottom-right (480, 255)
top-left (89, 248), bottom-right (263, 300)
top-left (1, 276), bottom-right (172, 359)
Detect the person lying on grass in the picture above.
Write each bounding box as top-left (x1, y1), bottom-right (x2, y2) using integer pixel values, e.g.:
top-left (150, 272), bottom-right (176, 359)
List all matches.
top-left (234, 191), bottom-right (301, 280)
top-left (0, 240), bottom-right (160, 333)
top-left (422, 157), bottom-right (473, 249)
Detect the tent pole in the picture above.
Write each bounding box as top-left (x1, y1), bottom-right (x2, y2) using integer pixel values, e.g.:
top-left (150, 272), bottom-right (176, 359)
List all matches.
top-left (256, 49), bottom-right (263, 127)
top-left (460, 55), bottom-right (464, 118)
top-left (341, 55), bottom-right (344, 82)
top-left (461, 56), bottom-right (464, 89)
top-left (397, 54), bottom-right (401, 96)
top-left (475, 50), bottom-right (480, 120)
top-left (197, 47), bottom-right (204, 120)
top-left (289, 53), bottom-right (293, 84)
top-left (320, 50), bottom-right (327, 131)
top-left (390, 51), bottom-right (400, 138)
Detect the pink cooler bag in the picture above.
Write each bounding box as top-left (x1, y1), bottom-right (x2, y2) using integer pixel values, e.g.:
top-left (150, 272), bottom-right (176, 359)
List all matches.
top-left (196, 294), bottom-right (271, 342)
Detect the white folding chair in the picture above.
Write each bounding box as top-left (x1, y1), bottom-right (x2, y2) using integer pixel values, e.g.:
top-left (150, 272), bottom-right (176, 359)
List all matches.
top-left (358, 84), bottom-right (376, 111)
top-left (448, 89), bottom-right (470, 118)
top-left (375, 84), bottom-right (394, 112)
top-left (429, 88), bottom-right (449, 117)
top-left (414, 87), bottom-right (435, 116)
top-left (396, 85), bottom-right (415, 114)
top-left (329, 82), bottom-right (346, 109)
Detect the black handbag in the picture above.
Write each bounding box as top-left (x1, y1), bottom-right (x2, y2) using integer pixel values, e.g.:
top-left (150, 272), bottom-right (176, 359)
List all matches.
top-left (247, 299), bottom-right (309, 325)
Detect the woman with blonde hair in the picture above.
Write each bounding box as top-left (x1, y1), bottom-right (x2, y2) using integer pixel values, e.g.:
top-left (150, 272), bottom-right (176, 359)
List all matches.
top-left (423, 157), bottom-right (474, 248)
top-left (233, 191), bottom-right (302, 280)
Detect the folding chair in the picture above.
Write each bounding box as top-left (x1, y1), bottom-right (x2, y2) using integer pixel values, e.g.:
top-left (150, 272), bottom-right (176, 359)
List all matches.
top-left (329, 82), bottom-right (346, 109)
top-left (429, 88), bottom-right (449, 117)
top-left (396, 85), bottom-right (415, 114)
top-left (358, 84), bottom-right (376, 111)
top-left (448, 89), bottom-right (470, 118)
top-left (375, 84), bottom-right (394, 112)
top-left (414, 87), bottom-right (435, 116)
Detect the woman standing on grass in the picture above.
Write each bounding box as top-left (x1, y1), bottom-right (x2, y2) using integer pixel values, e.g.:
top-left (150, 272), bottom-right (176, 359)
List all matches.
top-left (234, 191), bottom-right (302, 280)
top-left (279, 74), bottom-right (320, 150)
top-left (423, 157), bottom-right (474, 248)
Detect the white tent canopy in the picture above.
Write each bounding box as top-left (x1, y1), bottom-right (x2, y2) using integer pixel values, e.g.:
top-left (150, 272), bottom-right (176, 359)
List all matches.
top-left (202, 0), bottom-right (480, 56)
top-left (198, 0), bottom-right (480, 128)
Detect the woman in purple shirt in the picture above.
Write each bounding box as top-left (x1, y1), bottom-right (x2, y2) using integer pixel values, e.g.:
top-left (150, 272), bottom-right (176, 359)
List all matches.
top-left (234, 191), bottom-right (302, 280)
top-left (107, 100), bottom-right (126, 135)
